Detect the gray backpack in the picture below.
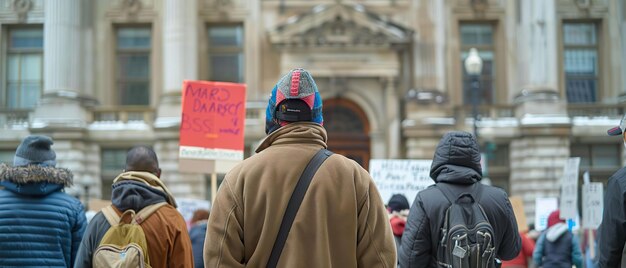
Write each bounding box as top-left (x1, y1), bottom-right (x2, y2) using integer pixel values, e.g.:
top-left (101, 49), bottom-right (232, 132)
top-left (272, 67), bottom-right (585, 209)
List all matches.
top-left (435, 184), bottom-right (496, 268)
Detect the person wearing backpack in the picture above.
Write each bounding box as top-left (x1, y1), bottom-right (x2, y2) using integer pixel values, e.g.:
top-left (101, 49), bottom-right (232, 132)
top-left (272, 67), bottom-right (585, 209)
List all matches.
top-left (399, 131), bottom-right (521, 268)
top-left (74, 146), bottom-right (193, 268)
top-left (532, 210), bottom-right (583, 268)
top-left (0, 135), bottom-right (87, 268)
top-left (204, 68), bottom-right (396, 267)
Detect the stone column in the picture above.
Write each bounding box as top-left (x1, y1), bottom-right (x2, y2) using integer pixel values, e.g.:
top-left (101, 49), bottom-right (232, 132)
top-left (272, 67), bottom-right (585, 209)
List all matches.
top-left (518, 0), bottom-right (557, 90)
top-left (155, 0), bottom-right (204, 199)
top-left (156, 0), bottom-right (198, 123)
top-left (510, 90), bottom-right (571, 226)
top-left (32, 0), bottom-right (96, 127)
top-left (384, 77), bottom-right (400, 158)
top-left (29, 0), bottom-right (98, 202)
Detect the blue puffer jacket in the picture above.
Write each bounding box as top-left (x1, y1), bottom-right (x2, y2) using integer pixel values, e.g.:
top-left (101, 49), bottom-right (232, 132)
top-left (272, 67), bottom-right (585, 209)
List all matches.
top-left (0, 163), bottom-right (87, 268)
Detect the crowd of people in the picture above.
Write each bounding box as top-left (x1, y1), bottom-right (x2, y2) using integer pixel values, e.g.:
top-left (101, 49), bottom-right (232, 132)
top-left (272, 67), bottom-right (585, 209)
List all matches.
top-left (0, 68), bottom-right (624, 267)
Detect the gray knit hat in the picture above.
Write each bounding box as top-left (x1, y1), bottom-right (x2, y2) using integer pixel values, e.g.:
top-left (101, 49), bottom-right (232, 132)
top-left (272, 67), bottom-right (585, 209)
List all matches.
top-left (14, 135), bottom-right (57, 167)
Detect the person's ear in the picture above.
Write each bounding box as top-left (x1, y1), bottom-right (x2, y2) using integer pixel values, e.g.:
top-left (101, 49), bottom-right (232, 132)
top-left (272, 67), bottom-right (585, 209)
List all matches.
top-left (156, 168), bottom-right (161, 178)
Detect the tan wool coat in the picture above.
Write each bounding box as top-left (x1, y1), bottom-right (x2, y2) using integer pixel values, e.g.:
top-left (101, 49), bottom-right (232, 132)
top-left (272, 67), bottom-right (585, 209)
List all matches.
top-left (204, 122), bottom-right (396, 267)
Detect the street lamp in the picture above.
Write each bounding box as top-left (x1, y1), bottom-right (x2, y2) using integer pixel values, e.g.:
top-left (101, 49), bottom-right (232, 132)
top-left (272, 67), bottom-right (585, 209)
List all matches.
top-left (464, 48), bottom-right (483, 141)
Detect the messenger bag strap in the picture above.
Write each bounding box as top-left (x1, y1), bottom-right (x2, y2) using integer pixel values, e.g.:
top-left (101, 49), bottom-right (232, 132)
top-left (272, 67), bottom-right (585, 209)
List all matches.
top-left (266, 148), bottom-right (333, 268)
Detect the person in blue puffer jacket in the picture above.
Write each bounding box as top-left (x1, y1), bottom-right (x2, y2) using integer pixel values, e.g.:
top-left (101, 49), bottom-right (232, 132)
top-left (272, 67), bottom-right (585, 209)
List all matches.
top-left (0, 135), bottom-right (87, 268)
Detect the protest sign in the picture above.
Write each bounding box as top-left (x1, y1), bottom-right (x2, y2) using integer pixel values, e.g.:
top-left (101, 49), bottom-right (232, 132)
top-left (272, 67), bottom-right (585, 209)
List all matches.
top-left (369, 159), bottom-right (433, 204)
top-left (179, 80), bottom-right (246, 174)
top-left (535, 197), bottom-right (558, 231)
top-left (560, 157), bottom-right (580, 220)
top-left (583, 181), bottom-right (603, 229)
top-left (509, 196), bottom-right (528, 232)
top-left (176, 198), bottom-right (211, 226)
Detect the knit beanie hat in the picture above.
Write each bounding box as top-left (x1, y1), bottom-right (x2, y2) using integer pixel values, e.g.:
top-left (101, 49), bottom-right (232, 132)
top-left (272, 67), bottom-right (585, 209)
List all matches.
top-left (265, 68), bottom-right (323, 134)
top-left (14, 135), bottom-right (57, 167)
top-left (388, 194), bottom-right (410, 212)
top-left (547, 210), bottom-right (565, 228)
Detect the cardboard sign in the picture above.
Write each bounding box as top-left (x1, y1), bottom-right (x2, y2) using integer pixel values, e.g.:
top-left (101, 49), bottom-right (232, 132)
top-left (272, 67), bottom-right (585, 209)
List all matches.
top-left (369, 159), bottom-right (433, 204)
top-left (510, 196), bottom-right (528, 232)
top-left (535, 197), bottom-right (559, 231)
top-left (179, 80), bottom-right (246, 173)
top-left (560, 157), bottom-right (580, 219)
top-left (583, 182), bottom-right (603, 229)
top-left (177, 198), bottom-right (211, 223)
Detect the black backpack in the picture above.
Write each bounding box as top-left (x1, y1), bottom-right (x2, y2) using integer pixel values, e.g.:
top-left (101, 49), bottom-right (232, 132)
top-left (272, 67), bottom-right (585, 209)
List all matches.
top-left (435, 184), bottom-right (496, 268)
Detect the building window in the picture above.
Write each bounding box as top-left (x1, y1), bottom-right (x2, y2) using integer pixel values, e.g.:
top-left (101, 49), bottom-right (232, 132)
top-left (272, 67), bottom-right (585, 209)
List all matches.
top-left (116, 27), bottom-right (151, 106)
top-left (485, 143), bottom-right (510, 193)
top-left (208, 24), bottom-right (244, 83)
top-left (563, 22), bottom-right (599, 103)
top-left (0, 150), bottom-right (13, 164)
top-left (100, 148), bottom-right (128, 199)
top-left (5, 28), bottom-right (43, 109)
top-left (460, 23), bottom-right (495, 105)
top-left (571, 144), bottom-right (620, 185)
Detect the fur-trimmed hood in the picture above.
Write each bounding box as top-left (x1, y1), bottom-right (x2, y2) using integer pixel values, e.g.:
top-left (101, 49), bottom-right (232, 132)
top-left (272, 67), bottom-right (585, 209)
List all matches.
top-left (0, 163), bottom-right (73, 196)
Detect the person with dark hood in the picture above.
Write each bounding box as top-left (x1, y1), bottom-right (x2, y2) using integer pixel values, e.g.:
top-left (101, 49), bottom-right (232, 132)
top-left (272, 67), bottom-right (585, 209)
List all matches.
top-left (74, 146), bottom-right (193, 268)
top-left (0, 135), bottom-right (87, 267)
top-left (399, 131), bottom-right (521, 267)
top-left (204, 68), bottom-right (396, 267)
top-left (532, 210), bottom-right (583, 268)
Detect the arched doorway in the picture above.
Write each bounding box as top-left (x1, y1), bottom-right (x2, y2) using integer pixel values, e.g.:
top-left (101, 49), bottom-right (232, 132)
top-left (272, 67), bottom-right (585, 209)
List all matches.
top-left (324, 98), bottom-right (371, 170)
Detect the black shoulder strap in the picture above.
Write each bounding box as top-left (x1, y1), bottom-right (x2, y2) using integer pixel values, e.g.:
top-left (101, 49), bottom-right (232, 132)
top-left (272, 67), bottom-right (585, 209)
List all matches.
top-left (267, 149), bottom-right (333, 268)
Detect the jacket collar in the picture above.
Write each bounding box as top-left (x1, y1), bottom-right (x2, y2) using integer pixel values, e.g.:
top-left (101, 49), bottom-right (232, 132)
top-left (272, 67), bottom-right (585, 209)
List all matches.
top-left (0, 163), bottom-right (73, 186)
top-left (255, 122), bottom-right (328, 153)
top-left (113, 171), bottom-right (178, 208)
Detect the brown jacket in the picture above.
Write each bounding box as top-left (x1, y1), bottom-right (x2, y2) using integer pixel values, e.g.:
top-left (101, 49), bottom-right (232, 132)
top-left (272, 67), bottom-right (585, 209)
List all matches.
top-left (204, 123), bottom-right (396, 267)
top-left (74, 172), bottom-right (194, 268)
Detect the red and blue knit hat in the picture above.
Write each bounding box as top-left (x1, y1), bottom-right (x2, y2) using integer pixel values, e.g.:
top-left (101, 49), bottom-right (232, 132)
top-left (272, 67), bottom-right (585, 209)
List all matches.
top-left (265, 68), bottom-right (323, 134)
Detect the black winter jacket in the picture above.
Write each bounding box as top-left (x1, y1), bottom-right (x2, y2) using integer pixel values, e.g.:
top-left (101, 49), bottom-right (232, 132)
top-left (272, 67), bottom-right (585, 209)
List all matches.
top-left (399, 132), bottom-right (521, 267)
top-left (598, 166), bottom-right (626, 267)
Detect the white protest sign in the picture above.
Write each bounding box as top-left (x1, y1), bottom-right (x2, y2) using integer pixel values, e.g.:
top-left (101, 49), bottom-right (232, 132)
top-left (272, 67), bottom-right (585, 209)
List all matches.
top-left (560, 157), bottom-right (580, 219)
top-left (535, 197), bottom-right (559, 231)
top-left (583, 182), bottom-right (604, 229)
top-left (369, 159), bottom-right (433, 204)
top-left (176, 198), bottom-right (211, 223)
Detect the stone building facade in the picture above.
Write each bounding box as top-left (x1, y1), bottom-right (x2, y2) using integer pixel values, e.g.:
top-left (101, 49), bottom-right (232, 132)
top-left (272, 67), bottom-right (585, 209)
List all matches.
top-left (0, 0), bottom-right (625, 223)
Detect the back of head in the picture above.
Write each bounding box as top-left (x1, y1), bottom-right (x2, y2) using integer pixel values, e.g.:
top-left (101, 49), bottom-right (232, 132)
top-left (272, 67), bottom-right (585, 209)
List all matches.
top-left (387, 194), bottom-right (410, 212)
top-left (429, 131), bottom-right (482, 180)
top-left (191, 209), bottom-right (210, 224)
top-left (265, 68), bottom-right (323, 134)
top-left (14, 135), bottom-right (57, 167)
top-left (125, 146), bottom-right (160, 176)
top-left (547, 210), bottom-right (565, 228)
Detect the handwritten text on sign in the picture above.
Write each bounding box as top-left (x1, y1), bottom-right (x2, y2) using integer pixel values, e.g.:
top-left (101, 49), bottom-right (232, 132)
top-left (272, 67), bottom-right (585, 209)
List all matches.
top-left (583, 182), bottom-right (603, 229)
top-left (369, 159), bottom-right (433, 204)
top-left (560, 157), bottom-right (580, 220)
top-left (179, 80), bottom-right (246, 161)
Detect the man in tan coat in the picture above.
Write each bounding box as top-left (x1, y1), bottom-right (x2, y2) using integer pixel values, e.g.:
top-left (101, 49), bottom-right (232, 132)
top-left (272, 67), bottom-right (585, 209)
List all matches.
top-left (75, 146), bottom-right (193, 268)
top-left (204, 68), bottom-right (396, 267)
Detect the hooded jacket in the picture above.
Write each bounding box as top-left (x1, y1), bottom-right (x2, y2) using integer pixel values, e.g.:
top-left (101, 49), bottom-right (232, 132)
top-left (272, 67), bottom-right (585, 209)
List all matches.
top-left (74, 171), bottom-right (193, 268)
top-left (532, 222), bottom-right (583, 268)
top-left (204, 122), bottom-right (397, 267)
top-left (0, 163), bottom-right (87, 268)
top-left (399, 131), bottom-right (521, 267)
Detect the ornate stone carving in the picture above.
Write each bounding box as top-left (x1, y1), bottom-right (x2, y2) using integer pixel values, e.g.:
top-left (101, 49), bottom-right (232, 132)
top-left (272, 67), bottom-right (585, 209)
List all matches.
top-left (121, 0), bottom-right (142, 16)
top-left (573, 0), bottom-right (591, 10)
top-left (12, 0), bottom-right (32, 22)
top-left (470, 0), bottom-right (487, 12)
top-left (271, 4), bottom-right (411, 48)
top-left (213, 0), bottom-right (233, 10)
